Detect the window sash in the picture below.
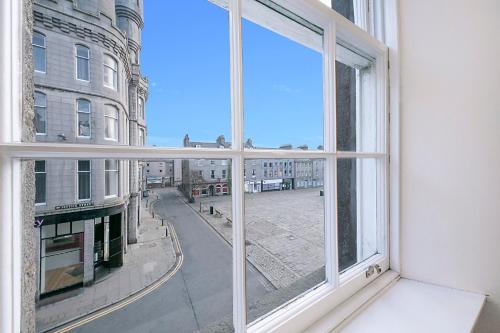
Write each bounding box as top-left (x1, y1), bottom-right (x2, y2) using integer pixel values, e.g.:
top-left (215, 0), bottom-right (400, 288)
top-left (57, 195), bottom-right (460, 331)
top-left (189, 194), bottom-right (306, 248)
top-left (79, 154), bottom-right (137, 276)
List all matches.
top-left (34, 92), bottom-right (46, 135)
top-left (77, 160), bottom-right (91, 201)
top-left (34, 161), bottom-right (46, 204)
top-left (103, 55), bottom-right (117, 89)
top-left (76, 46), bottom-right (90, 81)
top-left (0, 1), bottom-right (389, 332)
top-left (105, 160), bottom-right (119, 197)
top-left (76, 100), bottom-right (91, 137)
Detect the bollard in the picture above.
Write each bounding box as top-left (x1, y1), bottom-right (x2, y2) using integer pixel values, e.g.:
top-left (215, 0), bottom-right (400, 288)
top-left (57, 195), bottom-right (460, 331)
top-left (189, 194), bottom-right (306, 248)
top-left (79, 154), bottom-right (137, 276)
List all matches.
top-left (210, 206), bottom-right (214, 214)
top-left (199, 202), bottom-right (202, 212)
top-left (320, 190), bottom-right (324, 196)
top-left (162, 219), bottom-right (164, 226)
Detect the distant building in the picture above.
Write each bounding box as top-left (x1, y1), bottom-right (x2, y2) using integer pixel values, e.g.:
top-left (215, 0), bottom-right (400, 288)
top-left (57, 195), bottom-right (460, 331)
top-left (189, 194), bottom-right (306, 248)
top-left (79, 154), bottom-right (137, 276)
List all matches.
top-left (144, 160), bottom-right (175, 187)
top-left (180, 135), bottom-right (324, 199)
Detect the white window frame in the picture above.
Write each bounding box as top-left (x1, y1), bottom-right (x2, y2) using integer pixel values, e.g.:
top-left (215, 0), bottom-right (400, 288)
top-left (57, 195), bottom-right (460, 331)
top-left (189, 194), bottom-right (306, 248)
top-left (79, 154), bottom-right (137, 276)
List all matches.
top-left (138, 96), bottom-right (144, 119)
top-left (0, 1), bottom-right (400, 332)
top-left (34, 91), bottom-right (46, 135)
top-left (32, 31), bottom-right (46, 74)
top-left (76, 98), bottom-right (91, 138)
top-left (104, 105), bottom-right (119, 141)
top-left (75, 44), bottom-right (90, 82)
top-left (76, 160), bottom-right (91, 201)
top-left (103, 53), bottom-right (118, 90)
top-left (104, 159), bottom-right (119, 198)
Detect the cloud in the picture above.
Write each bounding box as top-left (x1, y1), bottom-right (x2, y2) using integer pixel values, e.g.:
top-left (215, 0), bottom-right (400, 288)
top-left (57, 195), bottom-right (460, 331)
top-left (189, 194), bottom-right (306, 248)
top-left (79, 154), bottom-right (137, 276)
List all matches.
top-left (272, 83), bottom-right (300, 94)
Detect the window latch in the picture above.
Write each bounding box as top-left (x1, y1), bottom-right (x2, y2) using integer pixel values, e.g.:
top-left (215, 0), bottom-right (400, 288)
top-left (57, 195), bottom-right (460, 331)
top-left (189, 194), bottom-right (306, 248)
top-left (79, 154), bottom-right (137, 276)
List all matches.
top-left (365, 264), bottom-right (382, 278)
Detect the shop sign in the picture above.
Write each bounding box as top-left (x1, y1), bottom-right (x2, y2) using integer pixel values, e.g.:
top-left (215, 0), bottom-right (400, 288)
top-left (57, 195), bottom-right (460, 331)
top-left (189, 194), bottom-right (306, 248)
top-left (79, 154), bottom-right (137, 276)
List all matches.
top-left (55, 202), bottom-right (94, 210)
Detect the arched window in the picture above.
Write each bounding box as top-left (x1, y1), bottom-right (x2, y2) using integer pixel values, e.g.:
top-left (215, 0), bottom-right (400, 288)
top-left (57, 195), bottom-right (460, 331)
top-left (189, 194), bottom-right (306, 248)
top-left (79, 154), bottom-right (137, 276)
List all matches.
top-left (75, 45), bottom-right (90, 81)
top-left (32, 31), bottom-right (46, 73)
top-left (103, 54), bottom-right (118, 90)
top-left (76, 99), bottom-right (91, 137)
top-left (34, 91), bottom-right (47, 134)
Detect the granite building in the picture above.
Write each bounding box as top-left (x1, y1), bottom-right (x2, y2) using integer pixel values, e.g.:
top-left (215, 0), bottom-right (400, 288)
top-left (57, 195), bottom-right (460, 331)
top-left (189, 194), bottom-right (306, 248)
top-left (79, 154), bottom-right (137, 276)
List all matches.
top-left (32, 0), bottom-right (148, 298)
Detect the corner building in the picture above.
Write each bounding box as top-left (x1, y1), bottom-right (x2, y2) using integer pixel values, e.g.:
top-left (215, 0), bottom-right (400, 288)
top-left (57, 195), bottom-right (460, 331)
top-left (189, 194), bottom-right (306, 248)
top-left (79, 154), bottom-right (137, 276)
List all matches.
top-left (32, 0), bottom-right (147, 298)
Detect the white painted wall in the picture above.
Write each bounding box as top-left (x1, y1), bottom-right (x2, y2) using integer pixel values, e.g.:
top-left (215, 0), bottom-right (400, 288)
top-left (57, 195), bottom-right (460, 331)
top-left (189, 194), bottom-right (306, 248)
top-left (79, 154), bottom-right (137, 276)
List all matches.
top-left (398, 1), bottom-right (500, 331)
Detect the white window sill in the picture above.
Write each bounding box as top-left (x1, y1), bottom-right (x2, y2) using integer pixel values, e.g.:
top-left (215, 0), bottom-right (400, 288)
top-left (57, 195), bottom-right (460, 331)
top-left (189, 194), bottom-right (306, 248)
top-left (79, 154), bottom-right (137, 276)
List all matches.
top-left (307, 275), bottom-right (485, 333)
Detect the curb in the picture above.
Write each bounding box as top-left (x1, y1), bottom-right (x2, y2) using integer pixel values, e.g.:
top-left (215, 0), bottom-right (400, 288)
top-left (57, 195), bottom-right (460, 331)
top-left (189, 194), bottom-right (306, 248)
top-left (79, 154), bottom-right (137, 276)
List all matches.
top-left (42, 223), bottom-right (184, 333)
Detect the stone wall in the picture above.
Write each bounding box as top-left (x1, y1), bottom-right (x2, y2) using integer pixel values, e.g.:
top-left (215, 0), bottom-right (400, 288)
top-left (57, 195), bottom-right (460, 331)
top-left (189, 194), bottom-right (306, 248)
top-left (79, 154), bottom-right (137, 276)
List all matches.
top-left (21, 0), bottom-right (37, 331)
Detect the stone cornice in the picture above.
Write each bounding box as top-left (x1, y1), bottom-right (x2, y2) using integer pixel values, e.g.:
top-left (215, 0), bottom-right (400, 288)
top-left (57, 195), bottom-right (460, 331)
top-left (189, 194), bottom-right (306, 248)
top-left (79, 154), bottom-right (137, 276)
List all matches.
top-left (115, 5), bottom-right (144, 29)
top-left (33, 10), bottom-right (132, 79)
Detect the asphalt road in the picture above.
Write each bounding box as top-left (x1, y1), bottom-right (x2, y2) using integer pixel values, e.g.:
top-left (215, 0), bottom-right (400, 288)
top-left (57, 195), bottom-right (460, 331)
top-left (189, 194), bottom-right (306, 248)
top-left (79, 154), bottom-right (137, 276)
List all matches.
top-left (72, 189), bottom-right (272, 333)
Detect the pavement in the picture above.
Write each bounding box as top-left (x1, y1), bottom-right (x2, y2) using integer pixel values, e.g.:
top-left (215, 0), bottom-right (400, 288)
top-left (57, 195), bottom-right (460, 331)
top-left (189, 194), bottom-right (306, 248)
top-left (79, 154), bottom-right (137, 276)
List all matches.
top-left (36, 195), bottom-right (177, 333)
top-left (188, 188), bottom-right (325, 289)
top-left (65, 188), bottom-right (272, 333)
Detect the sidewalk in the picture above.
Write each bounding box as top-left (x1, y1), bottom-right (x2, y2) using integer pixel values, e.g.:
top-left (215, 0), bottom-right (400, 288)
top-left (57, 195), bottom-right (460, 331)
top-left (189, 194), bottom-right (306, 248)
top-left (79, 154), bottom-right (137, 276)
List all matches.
top-left (36, 196), bottom-right (176, 332)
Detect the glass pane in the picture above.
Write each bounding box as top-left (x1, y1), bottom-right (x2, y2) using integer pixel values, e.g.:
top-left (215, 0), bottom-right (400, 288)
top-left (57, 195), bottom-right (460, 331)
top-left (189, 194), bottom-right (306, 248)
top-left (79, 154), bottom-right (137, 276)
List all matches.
top-left (337, 158), bottom-right (382, 272)
top-left (336, 44), bottom-right (378, 152)
top-left (242, 3), bottom-right (324, 150)
top-left (244, 158), bottom-right (326, 323)
top-left (77, 99), bottom-right (90, 113)
top-left (29, 159), bottom-right (234, 332)
top-left (76, 46), bottom-right (89, 58)
top-left (142, 1), bottom-right (230, 147)
top-left (41, 234), bottom-right (84, 294)
top-left (33, 32), bottom-right (45, 47)
top-left (34, 46), bottom-right (46, 72)
top-left (78, 172), bottom-right (91, 200)
top-left (331, 0), bottom-right (355, 23)
top-left (77, 57), bottom-right (89, 81)
top-left (78, 112), bottom-right (90, 137)
top-left (35, 171), bottom-right (46, 204)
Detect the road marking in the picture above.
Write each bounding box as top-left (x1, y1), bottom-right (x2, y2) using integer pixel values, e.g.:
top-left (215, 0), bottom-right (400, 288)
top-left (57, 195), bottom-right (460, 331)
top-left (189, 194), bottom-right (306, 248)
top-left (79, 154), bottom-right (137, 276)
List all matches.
top-left (48, 224), bottom-right (184, 333)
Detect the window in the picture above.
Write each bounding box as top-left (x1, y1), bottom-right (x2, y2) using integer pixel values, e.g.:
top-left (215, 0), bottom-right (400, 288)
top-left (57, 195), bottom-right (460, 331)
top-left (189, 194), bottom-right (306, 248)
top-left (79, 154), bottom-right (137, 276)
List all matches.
top-left (103, 54), bottom-right (118, 90)
top-left (33, 31), bottom-right (46, 73)
top-left (76, 99), bottom-right (91, 137)
top-left (138, 97), bottom-right (144, 119)
top-left (35, 161), bottom-right (46, 204)
top-left (139, 128), bottom-right (144, 146)
top-left (34, 91), bottom-right (46, 135)
top-left (105, 160), bottom-right (119, 197)
top-left (77, 160), bottom-right (91, 200)
top-left (6, 1), bottom-right (389, 332)
top-left (104, 105), bottom-right (119, 140)
top-left (75, 45), bottom-right (90, 81)
top-left (222, 169), bottom-right (227, 179)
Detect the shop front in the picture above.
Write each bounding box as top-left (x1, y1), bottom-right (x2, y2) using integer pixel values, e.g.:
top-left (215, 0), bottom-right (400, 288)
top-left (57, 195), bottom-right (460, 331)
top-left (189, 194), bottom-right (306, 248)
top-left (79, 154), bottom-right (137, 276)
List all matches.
top-left (36, 204), bottom-right (124, 298)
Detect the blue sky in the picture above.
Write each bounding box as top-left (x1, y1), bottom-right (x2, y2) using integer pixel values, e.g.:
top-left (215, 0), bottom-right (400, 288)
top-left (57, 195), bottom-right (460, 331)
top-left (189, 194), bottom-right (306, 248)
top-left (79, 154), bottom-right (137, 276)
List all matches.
top-left (141, 1), bottom-right (323, 148)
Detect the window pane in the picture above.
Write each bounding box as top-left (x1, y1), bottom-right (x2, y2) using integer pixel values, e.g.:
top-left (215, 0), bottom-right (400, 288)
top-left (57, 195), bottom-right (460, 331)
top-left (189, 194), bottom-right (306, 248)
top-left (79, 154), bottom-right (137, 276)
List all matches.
top-left (57, 222), bottom-right (71, 235)
top-left (141, 0), bottom-right (230, 147)
top-left (78, 160), bottom-right (91, 172)
top-left (33, 46), bottom-right (46, 73)
top-left (336, 44), bottom-right (378, 152)
top-left (35, 171), bottom-right (46, 204)
top-left (331, 0), bottom-right (355, 23)
top-left (76, 45), bottom-right (89, 58)
top-left (33, 32), bottom-right (45, 47)
top-left (243, 158), bottom-right (325, 323)
top-left (337, 158), bottom-right (382, 272)
top-left (77, 100), bottom-right (91, 137)
top-left (76, 49), bottom-right (90, 81)
top-left (242, 3), bottom-right (324, 150)
top-left (77, 99), bottom-right (90, 113)
top-left (34, 92), bottom-right (46, 134)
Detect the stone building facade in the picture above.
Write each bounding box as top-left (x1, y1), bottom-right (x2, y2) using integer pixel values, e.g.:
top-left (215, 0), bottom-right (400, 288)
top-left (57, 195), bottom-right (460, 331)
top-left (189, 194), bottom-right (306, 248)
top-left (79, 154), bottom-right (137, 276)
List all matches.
top-left (32, 0), bottom-right (147, 299)
top-left (180, 135), bottom-right (325, 199)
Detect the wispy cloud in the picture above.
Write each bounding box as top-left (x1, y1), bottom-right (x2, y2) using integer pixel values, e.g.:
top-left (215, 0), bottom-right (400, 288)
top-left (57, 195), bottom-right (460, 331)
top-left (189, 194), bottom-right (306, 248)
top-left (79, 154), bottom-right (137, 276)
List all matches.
top-left (272, 83), bottom-right (300, 94)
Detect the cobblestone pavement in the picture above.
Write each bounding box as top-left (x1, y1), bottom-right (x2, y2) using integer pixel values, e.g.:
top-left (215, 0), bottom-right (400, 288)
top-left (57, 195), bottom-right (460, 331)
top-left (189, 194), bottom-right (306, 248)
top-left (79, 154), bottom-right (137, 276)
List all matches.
top-left (36, 196), bottom-right (176, 332)
top-left (188, 188), bottom-right (325, 289)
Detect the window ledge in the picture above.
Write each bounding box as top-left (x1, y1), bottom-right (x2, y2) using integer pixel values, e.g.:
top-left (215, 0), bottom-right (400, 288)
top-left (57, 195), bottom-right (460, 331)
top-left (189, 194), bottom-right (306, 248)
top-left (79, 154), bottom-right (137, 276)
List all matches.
top-left (308, 276), bottom-right (485, 333)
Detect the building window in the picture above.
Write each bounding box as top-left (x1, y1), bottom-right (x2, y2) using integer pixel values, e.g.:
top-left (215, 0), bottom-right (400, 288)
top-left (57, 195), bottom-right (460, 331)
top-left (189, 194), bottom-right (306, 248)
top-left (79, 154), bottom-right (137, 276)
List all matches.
top-left (105, 160), bottom-right (119, 197)
top-left (104, 105), bottom-right (119, 140)
top-left (35, 161), bottom-right (46, 205)
top-left (76, 99), bottom-right (91, 137)
top-left (211, 170), bottom-right (215, 179)
top-left (222, 169), bottom-right (227, 179)
top-left (33, 31), bottom-right (46, 73)
top-left (77, 160), bottom-right (91, 201)
top-left (138, 97), bottom-right (144, 119)
top-left (139, 128), bottom-right (145, 146)
top-left (199, 170), bottom-right (203, 178)
top-left (103, 54), bottom-right (118, 90)
top-left (75, 45), bottom-right (90, 81)
top-left (34, 91), bottom-right (46, 135)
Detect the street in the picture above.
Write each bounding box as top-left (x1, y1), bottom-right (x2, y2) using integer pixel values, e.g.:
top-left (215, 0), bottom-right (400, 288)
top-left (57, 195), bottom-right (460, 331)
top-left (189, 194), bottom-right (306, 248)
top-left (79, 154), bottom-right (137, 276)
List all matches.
top-left (71, 189), bottom-right (272, 333)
